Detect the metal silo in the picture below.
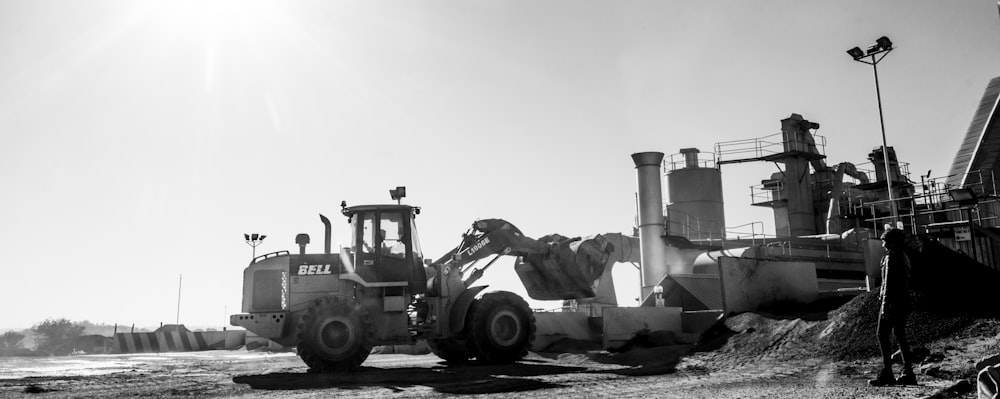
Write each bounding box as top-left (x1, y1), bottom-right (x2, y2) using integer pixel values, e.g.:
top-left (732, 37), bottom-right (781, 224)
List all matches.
top-left (665, 148), bottom-right (726, 241)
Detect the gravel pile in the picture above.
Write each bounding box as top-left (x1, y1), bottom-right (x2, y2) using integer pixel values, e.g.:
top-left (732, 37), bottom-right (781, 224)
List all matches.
top-left (817, 292), bottom-right (974, 360)
top-left (697, 235), bottom-right (1000, 365)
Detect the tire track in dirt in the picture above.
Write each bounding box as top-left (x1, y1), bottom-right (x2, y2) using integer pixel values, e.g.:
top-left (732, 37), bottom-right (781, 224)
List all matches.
top-left (0, 351), bottom-right (963, 398)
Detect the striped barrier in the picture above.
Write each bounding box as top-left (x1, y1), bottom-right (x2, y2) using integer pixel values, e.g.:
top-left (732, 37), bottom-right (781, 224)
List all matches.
top-left (113, 325), bottom-right (246, 353)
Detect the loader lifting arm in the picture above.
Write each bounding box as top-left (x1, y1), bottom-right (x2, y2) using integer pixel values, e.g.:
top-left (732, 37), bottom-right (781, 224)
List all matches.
top-left (431, 219), bottom-right (615, 300)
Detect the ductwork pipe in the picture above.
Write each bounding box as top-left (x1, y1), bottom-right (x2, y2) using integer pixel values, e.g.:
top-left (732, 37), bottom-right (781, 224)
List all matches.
top-left (631, 152), bottom-right (669, 301)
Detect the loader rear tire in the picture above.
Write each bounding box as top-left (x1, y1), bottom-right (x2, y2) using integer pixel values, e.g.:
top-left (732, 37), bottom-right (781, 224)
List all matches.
top-left (467, 291), bottom-right (535, 364)
top-left (427, 337), bottom-right (475, 363)
top-left (296, 295), bottom-right (374, 372)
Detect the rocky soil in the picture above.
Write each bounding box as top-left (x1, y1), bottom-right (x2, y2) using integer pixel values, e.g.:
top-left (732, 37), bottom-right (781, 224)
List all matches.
top-left (3, 236), bottom-right (999, 398)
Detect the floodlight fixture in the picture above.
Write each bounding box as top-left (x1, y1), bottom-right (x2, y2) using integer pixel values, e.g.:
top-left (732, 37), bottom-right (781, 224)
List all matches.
top-left (876, 36), bottom-right (892, 51)
top-left (949, 188), bottom-right (979, 206)
top-left (846, 47), bottom-right (864, 60)
top-left (389, 186), bottom-right (407, 204)
top-left (244, 232), bottom-right (267, 259)
top-left (847, 36), bottom-right (893, 64)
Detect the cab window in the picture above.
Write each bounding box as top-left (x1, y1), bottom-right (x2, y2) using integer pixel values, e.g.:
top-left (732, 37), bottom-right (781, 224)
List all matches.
top-left (360, 213), bottom-right (376, 254)
top-left (379, 212), bottom-right (407, 259)
top-left (409, 216), bottom-right (423, 262)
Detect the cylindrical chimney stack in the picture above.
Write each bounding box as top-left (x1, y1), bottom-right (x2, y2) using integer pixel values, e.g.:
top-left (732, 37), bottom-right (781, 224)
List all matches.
top-left (631, 152), bottom-right (669, 302)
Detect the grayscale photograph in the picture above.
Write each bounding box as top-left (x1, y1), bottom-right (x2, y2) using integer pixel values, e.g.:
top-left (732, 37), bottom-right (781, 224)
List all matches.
top-left (1, 1), bottom-right (1000, 398)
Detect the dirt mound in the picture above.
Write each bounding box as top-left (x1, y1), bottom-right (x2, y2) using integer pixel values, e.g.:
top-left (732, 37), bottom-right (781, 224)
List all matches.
top-left (694, 293), bottom-right (1000, 372)
top-left (697, 292), bottom-right (992, 365)
top-left (817, 292), bottom-right (974, 360)
top-left (696, 312), bottom-right (816, 365)
top-left (816, 235), bottom-right (1000, 360)
top-left (697, 235), bottom-right (1000, 365)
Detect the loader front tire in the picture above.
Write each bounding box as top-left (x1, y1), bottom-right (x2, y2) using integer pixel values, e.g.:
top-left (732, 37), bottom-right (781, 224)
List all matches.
top-left (296, 295), bottom-right (374, 372)
top-left (467, 291), bottom-right (535, 364)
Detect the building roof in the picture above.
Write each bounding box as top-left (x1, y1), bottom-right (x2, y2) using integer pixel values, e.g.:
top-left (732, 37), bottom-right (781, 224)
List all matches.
top-left (948, 76), bottom-right (1000, 188)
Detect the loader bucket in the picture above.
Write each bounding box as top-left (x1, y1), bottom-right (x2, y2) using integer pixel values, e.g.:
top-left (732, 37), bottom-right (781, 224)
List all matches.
top-left (515, 234), bottom-right (614, 301)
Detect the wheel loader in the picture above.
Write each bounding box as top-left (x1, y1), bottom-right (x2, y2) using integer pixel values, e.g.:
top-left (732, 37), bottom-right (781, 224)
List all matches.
top-left (231, 190), bottom-right (614, 371)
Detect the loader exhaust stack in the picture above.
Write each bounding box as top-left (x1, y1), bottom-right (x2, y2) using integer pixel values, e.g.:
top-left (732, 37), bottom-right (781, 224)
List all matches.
top-left (319, 214), bottom-right (332, 254)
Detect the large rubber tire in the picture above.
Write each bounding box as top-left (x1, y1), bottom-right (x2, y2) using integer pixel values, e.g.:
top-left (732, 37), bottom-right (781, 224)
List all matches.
top-left (466, 291), bottom-right (535, 364)
top-left (426, 337), bottom-right (475, 363)
top-left (296, 296), bottom-right (374, 372)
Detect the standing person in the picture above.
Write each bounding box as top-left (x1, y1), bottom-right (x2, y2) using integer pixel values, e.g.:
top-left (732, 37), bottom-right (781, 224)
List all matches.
top-left (869, 227), bottom-right (917, 386)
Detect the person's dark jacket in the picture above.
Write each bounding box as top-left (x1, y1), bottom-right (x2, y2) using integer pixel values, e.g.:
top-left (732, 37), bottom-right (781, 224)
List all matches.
top-left (879, 248), bottom-right (911, 317)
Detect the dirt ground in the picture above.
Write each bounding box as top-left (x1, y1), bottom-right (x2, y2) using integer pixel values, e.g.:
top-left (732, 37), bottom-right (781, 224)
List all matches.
top-left (0, 347), bottom-right (973, 398)
top-left (7, 237), bottom-right (997, 397)
top-left (4, 291), bottom-right (996, 398)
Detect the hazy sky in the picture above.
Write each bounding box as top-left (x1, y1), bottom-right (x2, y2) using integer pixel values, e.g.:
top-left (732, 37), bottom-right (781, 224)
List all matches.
top-left (1, 0), bottom-right (998, 330)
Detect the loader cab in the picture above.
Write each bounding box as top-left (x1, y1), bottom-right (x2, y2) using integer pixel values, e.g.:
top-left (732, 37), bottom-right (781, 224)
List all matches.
top-left (344, 204), bottom-right (427, 293)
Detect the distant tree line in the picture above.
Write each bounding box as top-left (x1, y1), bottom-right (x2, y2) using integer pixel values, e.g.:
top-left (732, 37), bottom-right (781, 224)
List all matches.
top-left (0, 319), bottom-right (223, 357)
top-left (0, 331), bottom-right (25, 352)
top-left (0, 318), bottom-right (108, 356)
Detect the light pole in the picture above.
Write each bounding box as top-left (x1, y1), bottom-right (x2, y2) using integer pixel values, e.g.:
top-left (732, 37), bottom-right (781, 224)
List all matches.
top-left (176, 274), bottom-right (182, 325)
top-left (847, 36), bottom-right (897, 225)
top-left (244, 233), bottom-right (266, 259)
